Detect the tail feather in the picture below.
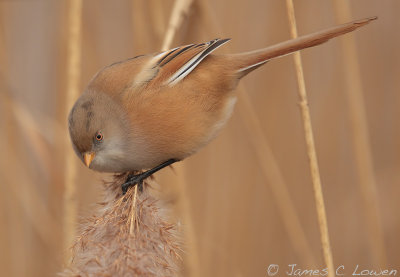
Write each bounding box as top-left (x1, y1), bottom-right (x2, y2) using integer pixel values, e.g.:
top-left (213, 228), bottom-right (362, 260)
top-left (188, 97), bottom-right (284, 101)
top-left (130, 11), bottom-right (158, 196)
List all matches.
top-left (232, 16), bottom-right (377, 78)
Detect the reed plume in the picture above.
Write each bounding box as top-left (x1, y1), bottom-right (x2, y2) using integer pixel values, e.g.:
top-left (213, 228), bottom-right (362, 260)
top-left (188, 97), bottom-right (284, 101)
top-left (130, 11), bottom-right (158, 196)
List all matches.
top-left (61, 175), bottom-right (183, 276)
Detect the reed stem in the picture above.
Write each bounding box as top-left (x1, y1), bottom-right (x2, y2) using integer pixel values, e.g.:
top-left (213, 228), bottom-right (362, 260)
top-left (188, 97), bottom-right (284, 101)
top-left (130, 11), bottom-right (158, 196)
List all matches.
top-left (159, 1), bottom-right (200, 276)
top-left (161, 0), bottom-right (194, 51)
top-left (197, 0), bottom-right (316, 265)
top-left (285, 1), bottom-right (335, 276)
top-left (63, 0), bottom-right (83, 264)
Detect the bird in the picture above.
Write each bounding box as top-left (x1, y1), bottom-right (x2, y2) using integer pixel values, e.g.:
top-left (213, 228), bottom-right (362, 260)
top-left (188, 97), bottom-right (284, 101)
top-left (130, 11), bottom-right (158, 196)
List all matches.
top-left (68, 17), bottom-right (376, 194)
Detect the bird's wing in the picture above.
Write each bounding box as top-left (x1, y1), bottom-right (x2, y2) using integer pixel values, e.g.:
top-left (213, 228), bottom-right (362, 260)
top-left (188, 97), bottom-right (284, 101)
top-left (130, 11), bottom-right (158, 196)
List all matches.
top-left (132, 38), bottom-right (230, 88)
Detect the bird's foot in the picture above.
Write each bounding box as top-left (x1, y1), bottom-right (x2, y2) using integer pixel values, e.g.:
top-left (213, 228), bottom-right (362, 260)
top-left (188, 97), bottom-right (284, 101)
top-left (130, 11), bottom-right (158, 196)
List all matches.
top-left (121, 173), bottom-right (145, 195)
top-left (120, 159), bottom-right (178, 195)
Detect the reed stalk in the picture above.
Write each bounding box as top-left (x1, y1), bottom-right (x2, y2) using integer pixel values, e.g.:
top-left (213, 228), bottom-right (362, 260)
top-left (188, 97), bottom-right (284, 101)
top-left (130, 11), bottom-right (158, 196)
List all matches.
top-left (285, 1), bottom-right (334, 276)
top-left (197, 0), bottom-right (316, 265)
top-left (161, 0), bottom-right (194, 51)
top-left (63, 0), bottom-right (83, 263)
top-left (159, 1), bottom-right (200, 275)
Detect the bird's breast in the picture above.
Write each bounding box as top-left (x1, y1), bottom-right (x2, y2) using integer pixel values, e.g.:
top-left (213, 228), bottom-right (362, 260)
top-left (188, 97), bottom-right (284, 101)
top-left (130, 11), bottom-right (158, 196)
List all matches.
top-left (122, 87), bottom-right (237, 168)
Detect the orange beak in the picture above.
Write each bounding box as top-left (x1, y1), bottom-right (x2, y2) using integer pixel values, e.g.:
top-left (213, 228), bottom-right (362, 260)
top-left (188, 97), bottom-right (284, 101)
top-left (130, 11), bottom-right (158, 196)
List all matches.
top-left (83, 152), bottom-right (95, 167)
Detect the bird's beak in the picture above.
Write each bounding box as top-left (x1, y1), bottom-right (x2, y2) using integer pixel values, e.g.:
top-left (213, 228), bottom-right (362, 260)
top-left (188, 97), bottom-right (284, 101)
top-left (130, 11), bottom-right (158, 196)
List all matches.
top-left (83, 152), bottom-right (95, 167)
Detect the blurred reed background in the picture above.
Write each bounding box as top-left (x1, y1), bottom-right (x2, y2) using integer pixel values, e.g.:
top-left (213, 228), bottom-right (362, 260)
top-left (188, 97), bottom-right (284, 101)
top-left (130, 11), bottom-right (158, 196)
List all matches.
top-left (0, 0), bottom-right (399, 276)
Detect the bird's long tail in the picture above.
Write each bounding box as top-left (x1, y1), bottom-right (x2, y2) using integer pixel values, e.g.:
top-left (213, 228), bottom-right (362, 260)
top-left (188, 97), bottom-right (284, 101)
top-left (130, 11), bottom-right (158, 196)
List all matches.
top-left (231, 16), bottom-right (377, 78)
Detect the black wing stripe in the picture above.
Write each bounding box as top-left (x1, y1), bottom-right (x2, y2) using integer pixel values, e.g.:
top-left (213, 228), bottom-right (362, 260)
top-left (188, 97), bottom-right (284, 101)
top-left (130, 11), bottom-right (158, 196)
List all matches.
top-left (159, 44), bottom-right (195, 67)
top-left (155, 47), bottom-right (180, 66)
top-left (170, 38), bottom-right (230, 83)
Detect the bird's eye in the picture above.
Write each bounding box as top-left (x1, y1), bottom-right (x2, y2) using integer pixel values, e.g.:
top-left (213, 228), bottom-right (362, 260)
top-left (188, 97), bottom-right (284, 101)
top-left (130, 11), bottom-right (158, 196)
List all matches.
top-left (95, 132), bottom-right (103, 141)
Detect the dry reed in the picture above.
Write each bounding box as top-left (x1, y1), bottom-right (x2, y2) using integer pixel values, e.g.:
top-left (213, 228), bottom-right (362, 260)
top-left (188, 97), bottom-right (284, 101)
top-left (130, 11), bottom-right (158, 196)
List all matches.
top-left (0, 7), bottom-right (63, 270)
top-left (285, 1), bottom-right (334, 276)
top-left (61, 175), bottom-right (183, 276)
top-left (161, 0), bottom-right (194, 51)
top-left (198, 0), bottom-right (316, 265)
top-left (332, 0), bottom-right (387, 266)
top-left (1, 78), bottom-right (62, 252)
top-left (62, 1), bottom-right (193, 275)
top-left (1, 1), bottom-right (398, 276)
top-left (63, 0), bottom-right (83, 263)
top-left (236, 92), bottom-right (316, 265)
top-left (0, 90), bottom-right (63, 273)
top-left (159, 1), bottom-right (200, 275)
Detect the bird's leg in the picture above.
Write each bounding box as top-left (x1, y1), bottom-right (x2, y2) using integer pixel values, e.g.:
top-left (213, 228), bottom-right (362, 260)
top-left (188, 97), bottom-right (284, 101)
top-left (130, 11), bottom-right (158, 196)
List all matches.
top-left (121, 159), bottom-right (178, 195)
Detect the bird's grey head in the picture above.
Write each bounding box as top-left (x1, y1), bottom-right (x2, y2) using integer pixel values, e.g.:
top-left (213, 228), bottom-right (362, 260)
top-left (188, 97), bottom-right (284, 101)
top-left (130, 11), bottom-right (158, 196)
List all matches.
top-left (68, 91), bottom-right (131, 172)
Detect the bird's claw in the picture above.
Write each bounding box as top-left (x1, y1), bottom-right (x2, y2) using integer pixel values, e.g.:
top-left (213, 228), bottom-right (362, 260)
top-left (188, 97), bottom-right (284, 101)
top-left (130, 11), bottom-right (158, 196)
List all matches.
top-left (121, 174), bottom-right (144, 195)
top-left (120, 160), bottom-right (178, 195)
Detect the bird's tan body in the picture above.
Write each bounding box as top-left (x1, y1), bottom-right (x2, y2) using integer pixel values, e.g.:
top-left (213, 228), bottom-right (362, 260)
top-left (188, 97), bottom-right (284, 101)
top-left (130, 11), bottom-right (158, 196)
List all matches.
top-left (86, 54), bottom-right (237, 169)
top-left (69, 17), bottom-right (376, 172)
